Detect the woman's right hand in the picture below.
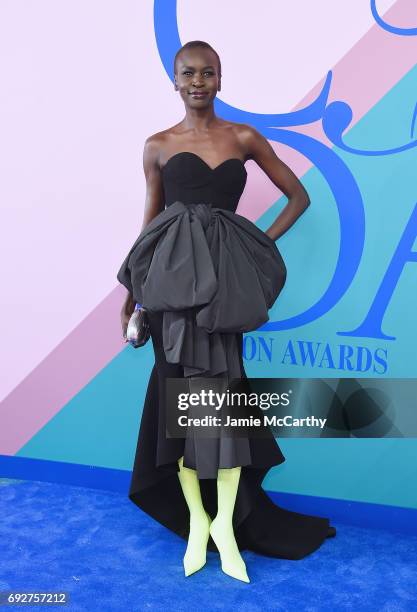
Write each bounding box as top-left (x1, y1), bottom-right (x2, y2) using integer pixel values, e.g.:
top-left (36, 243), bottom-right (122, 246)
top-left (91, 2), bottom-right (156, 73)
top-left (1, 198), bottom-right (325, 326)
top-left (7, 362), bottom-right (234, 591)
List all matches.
top-left (120, 292), bottom-right (136, 342)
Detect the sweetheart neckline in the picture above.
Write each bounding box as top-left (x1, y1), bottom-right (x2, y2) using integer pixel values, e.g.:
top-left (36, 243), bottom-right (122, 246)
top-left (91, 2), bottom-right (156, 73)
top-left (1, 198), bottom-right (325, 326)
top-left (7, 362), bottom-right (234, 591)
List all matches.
top-left (161, 151), bottom-right (247, 173)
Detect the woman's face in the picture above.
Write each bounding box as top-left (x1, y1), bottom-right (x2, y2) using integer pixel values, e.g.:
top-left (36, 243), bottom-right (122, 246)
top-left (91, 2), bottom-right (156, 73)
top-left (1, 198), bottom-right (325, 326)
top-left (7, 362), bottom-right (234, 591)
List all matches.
top-left (174, 48), bottom-right (221, 108)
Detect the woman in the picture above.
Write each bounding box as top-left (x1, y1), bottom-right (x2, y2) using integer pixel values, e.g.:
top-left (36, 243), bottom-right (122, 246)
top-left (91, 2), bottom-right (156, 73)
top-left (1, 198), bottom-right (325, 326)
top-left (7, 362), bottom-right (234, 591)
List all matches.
top-left (118, 40), bottom-right (336, 584)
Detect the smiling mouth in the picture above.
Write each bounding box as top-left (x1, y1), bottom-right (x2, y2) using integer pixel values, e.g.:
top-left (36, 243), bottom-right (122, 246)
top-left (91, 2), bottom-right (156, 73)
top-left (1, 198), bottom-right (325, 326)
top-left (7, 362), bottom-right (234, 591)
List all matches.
top-left (190, 92), bottom-right (208, 96)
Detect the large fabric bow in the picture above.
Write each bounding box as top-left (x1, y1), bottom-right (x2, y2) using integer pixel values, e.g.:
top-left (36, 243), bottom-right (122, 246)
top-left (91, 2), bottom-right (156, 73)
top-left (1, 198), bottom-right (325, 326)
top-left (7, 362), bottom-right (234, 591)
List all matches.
top-left (117, 201), bottom-right (286, 377)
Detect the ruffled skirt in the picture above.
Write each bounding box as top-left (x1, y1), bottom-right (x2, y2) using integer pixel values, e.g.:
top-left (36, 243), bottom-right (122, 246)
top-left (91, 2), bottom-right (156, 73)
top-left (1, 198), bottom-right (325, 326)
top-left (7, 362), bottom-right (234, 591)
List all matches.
top-left (128, 309), bottom-right (330, 559)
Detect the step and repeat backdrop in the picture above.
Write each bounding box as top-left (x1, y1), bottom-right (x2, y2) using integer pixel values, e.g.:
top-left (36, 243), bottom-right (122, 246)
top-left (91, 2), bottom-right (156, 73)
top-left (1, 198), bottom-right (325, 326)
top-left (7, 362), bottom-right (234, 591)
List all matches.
top-left (1, 0), bottom-right (416, 509)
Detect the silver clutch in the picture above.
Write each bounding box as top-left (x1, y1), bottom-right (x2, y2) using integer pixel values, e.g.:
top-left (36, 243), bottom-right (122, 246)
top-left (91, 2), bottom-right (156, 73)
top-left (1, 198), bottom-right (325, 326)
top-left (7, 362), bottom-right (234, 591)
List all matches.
top-left (126, 304), bottom-right (151, 348)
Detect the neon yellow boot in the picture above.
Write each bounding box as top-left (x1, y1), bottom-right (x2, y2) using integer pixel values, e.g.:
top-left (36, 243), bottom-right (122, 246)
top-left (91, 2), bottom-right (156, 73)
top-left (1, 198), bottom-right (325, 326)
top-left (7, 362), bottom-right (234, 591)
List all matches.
top-left (177, 456), bottom-right (212, 576)
top-left (209, 466), bottom-right (250, 583)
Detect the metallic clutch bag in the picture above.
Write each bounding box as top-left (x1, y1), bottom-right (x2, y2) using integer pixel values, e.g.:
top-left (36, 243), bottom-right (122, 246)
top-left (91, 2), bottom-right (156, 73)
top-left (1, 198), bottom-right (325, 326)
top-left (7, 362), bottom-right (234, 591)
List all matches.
top-left (126, 304), bottom-right (151, 348)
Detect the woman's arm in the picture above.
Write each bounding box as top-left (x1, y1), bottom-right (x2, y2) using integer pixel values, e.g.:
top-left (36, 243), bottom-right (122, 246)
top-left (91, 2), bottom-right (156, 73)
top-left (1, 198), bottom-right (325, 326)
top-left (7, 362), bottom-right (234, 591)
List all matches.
top-left (242, 125), bottom-right (310, 241)
top-left (139, 135), bottom-right (165, 231)
top-left (120, 135), bottom-right (165, 327)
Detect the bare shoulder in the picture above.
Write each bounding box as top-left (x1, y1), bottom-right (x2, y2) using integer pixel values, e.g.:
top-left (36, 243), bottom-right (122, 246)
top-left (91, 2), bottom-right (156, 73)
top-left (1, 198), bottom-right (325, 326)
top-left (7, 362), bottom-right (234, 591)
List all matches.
top-left (236, 123), bottom-right (266, 158)
top-left (143, 124), bottom-right (182, 166)
top-left (143, 129), bottom-right (166, 159)
top-left (142, 129), bottom-right (172, 171)
top-left (221, 120), bottom-right (265, 160)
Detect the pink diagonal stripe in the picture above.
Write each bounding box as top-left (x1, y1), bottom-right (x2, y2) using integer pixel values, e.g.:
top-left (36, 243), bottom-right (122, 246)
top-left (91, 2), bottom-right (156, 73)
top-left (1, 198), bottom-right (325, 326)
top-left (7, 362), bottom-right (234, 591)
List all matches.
top-left (0, 287), bottom-right (128, 454)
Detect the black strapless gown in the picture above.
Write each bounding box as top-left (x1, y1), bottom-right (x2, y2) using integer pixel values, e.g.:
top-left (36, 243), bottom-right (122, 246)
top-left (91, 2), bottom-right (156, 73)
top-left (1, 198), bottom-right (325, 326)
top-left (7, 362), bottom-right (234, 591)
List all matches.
top-left (117, 151), bottom-right (332, 559)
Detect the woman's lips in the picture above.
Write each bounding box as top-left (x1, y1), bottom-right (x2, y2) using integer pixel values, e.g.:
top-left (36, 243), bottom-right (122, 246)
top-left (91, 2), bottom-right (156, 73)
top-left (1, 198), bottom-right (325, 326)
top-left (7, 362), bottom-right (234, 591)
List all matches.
top-left (190, 92), bottom-right (208, 98)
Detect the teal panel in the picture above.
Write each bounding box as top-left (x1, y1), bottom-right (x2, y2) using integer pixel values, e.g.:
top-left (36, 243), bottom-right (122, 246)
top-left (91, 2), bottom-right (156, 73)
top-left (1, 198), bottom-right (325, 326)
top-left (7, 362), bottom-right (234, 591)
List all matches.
top-left (17, 342), bottom-right (154, 471)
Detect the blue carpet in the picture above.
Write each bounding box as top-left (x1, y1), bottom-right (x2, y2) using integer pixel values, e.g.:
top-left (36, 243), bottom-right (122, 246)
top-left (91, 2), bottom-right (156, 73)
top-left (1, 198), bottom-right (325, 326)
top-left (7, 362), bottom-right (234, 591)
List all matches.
top-left (1, 479), bottom-right (417, 611)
